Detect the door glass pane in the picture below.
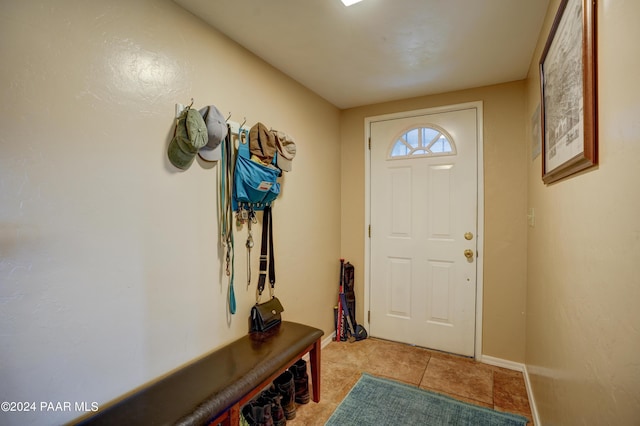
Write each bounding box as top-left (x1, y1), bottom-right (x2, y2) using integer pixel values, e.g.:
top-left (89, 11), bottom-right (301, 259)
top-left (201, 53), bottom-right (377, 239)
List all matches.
top-left (389, 126), bottom-right (456, 159)
top-left (391, 141), bottom-right (410, 156)
top-left (405, 129), bottom-right (419, 148)
top-left (428, 136), bottom-right (452, 153)
top-left (422, 128), bottom-right (440, 146)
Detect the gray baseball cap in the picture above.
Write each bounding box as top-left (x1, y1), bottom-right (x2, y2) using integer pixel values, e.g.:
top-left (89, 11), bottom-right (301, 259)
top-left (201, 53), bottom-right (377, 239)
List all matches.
top-left (198, 105), bottom-right (228, 162)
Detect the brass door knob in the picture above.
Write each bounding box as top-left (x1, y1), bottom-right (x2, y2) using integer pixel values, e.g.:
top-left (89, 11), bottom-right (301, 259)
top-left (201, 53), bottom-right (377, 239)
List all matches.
top-left (464, 249), bottom-right (474, 260)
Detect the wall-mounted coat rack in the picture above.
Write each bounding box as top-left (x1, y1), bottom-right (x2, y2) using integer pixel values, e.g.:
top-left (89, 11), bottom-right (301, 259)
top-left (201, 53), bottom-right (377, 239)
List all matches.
top-left (175, 103), bottom-right (243, 138)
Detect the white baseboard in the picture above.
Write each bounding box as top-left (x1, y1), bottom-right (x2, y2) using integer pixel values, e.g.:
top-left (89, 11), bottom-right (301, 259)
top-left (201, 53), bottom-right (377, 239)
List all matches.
top-left (522, 364), bottom-right (541, 426)
top-left (480, 355), bottom-right (540, 425)
top-left (323, 332), bottom-right (336, 349)
top-left (480, 354), bottom-right (525, 372)
top-left (302, 332), bottom-right (336, 362)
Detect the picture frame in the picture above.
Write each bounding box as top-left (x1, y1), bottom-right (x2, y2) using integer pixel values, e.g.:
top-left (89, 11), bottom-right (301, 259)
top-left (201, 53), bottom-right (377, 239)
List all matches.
top-left (539, 0), bottom-right (597, 184)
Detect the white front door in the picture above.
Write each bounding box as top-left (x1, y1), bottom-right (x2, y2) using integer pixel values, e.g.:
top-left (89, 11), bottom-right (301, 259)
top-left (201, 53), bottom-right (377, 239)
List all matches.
top-left (369, 104), bottom-right (479, 357)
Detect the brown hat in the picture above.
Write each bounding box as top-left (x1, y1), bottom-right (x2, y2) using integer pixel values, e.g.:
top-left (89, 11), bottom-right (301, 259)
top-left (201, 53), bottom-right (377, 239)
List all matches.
top-left (249, 122), bottom-right (277, 164)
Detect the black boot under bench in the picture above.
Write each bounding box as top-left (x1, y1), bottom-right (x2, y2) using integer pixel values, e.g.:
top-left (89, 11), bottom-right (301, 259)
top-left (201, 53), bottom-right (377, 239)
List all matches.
top-left (74, 321), bottom-right (324, 426)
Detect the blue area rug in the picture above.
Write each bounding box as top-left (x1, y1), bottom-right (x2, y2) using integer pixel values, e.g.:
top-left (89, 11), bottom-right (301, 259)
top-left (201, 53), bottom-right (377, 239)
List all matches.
top-left (325, 373), bottom-right (529, 426)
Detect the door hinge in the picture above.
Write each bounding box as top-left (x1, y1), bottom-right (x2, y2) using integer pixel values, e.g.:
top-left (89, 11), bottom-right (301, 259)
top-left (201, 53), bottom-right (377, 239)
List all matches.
top-left (368, 224), bottom-right (371, 238)
top-left (368, 310), bottom-right (370, 323)
top-left (368, 137), bottom-right (371, 150)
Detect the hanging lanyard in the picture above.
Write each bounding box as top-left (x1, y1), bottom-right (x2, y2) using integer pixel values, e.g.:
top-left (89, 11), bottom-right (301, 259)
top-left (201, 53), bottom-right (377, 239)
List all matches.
top-left (219, 125), bottom-right (236, 314)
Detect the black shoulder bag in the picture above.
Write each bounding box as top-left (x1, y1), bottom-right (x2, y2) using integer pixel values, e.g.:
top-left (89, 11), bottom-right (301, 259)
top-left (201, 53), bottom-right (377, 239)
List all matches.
top-left (250, 206), bottom-right (284, 332)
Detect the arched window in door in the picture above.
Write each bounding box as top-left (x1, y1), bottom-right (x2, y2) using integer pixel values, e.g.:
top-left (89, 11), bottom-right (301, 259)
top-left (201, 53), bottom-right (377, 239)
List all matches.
top-left (389, 126), bottom-right (456, 159)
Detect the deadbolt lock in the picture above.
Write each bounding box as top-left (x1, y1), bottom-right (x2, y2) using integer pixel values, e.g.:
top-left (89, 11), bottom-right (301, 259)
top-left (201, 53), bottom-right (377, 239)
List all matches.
top-left (464, 232), bottom-right (473, 240)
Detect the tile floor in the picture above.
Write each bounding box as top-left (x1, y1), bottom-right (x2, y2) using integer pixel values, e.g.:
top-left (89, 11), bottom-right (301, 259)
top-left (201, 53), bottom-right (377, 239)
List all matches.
top-left (288, 337), bottom-right (533, 425)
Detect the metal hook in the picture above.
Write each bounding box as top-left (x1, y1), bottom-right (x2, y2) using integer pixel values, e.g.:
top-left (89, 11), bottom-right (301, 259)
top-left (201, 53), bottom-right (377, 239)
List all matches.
top-left (240, 117), bottom-right (247, 129)
top-left (187, 98), bottom-right (194, 108)
top-left (226, 112), bottom-right (232, 122)
top-left (238, 127), bottom-right (248, 145)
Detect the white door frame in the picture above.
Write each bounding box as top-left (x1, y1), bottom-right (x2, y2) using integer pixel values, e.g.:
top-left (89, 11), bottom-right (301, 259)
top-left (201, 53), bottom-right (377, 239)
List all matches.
top-left (364, 101), bottom-right (484, 360)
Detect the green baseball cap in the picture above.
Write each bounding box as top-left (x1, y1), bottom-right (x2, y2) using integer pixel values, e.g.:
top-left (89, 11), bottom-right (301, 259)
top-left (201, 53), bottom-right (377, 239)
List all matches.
top-left (168, 107), bottom-right (208, 170)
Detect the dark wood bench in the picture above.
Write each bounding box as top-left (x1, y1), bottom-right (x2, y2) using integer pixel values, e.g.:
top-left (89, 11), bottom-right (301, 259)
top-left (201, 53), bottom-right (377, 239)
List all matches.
top-left (74, 321), bottom-right (323, 426)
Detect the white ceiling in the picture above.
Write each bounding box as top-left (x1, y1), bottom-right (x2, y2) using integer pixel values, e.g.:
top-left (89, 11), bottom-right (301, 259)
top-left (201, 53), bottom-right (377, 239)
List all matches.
top-left (174, 0), bottom-right (550, 109)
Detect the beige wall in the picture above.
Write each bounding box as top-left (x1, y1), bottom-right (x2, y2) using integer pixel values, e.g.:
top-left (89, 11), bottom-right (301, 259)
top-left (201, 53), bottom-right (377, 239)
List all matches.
top-left (0, 1), bottom-right (340, 424)
top-left (341, 81), bottom-right (529, 362)
top-left (524, 0), bottom-right (640, 424)
top-left (5, 1), bottom-right (638, 424)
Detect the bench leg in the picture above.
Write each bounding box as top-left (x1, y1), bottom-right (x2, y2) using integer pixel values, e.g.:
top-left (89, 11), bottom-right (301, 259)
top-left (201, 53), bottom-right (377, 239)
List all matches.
top-left (309, 338), bottom-right (321, 403)
top-left (229, 404), bottom-right (240, 425)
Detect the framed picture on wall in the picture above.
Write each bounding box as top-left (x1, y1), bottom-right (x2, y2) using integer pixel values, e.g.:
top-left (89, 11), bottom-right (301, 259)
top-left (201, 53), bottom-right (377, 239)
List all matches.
top-left (539, 0), bottom-right (597, 184)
